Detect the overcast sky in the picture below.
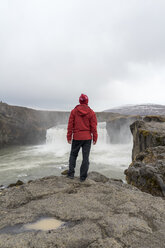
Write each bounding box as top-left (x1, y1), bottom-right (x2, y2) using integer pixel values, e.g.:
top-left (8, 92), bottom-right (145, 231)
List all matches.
top-left (0, 0), bottom-right (165, 111)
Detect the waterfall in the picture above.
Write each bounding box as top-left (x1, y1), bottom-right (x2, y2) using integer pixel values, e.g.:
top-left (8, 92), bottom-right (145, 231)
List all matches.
top-left (45, 122), bottom-right (132, 180)
top-left (0, 122), bottom-right (132, 186)
top-left (46, 124), bottom-right (70, 157)
top-left (97, 122), bottom-right (110, 144)
top-left (46, 124), bottom-right (67, 145)
top-left (46, 122), bottom-right (109, 146)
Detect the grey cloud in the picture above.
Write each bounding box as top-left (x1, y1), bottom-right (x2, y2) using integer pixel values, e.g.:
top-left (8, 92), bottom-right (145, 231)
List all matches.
top-left (0, 0), bottom-right (165, 111)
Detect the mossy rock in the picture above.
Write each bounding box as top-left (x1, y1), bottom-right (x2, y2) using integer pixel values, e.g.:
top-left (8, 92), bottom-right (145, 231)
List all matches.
top-left (61, 169), bottom-right (69, 175)
top-left (156, 137), bottom-right (165, 146)
top-left (7, 180), bottom-right (24, 188)
top-left (140, 129), bottom-right (150, 137)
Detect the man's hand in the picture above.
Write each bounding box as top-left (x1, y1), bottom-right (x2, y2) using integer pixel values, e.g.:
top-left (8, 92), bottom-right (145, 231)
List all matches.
top-left (93, 141), bottom-right (96, 145)
top-left (68, 140), bottom-right (72, 144)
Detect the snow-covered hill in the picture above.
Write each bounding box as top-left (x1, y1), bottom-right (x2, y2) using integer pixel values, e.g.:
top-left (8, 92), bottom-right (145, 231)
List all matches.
top-left (104, 104), bottom-right (165, 116)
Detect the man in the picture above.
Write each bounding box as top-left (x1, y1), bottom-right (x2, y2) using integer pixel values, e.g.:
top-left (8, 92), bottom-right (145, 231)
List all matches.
top-left (67, 93), bottom-right (98, 181)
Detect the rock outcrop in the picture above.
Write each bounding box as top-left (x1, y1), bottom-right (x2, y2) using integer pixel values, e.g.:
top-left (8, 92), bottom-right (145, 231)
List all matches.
top-left (125, 116), bottom-right (165, 197)
top-left (0, 103), bottom-right (46, 147)
top-left (0, 102), bottom-right (70, 148)
top-left (130, 116), bottom-right (165, 161)
top-left (106, 116), bottom-right (140, 144)
top-left (0, 172), bottom-right (165, 248)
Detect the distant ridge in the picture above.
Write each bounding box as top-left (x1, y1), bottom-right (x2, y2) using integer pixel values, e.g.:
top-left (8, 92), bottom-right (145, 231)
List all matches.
top-left (104, 104), bottom-right (165, 116)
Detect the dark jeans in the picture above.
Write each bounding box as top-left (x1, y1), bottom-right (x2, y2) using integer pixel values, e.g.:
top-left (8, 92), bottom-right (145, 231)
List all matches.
top-left (68, 139), bottom-right (92, 179)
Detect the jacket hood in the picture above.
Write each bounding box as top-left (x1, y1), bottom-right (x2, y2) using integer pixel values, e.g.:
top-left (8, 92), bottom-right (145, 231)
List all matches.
top-left (75, 104), bottom-right (90, 116)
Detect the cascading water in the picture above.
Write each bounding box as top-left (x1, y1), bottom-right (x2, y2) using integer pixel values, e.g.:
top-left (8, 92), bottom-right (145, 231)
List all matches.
top-left (46, 124), bottom-right (70, 157)
top-left (0, 122), bottom-right (132, 186)
top-left (46, 122), bottom-right (110, 148)
top-left (45, 122), bottom-right (132, 180)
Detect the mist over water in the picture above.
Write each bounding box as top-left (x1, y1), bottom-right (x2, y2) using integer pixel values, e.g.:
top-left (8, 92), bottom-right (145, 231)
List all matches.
top-left (0, 123), bottom-right (132, 186)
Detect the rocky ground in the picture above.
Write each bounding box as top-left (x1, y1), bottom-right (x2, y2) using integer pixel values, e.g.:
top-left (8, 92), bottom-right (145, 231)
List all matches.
top-left (0, 172), bottom-right (165, 248)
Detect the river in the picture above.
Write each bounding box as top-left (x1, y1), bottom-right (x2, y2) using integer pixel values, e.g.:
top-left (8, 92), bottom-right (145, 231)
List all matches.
top-left (0, 123), bottom-right (132, 187)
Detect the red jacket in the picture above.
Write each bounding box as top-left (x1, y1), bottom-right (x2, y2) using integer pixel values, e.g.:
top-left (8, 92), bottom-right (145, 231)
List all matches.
top-left (67, 104), bottom-right (98, 142)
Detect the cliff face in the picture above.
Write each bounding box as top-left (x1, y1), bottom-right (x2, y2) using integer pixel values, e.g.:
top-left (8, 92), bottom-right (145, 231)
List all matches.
top-left (125, 116), bottom-right (165, 197)
top-left (106, 116), bottom-right (141, 144)
top-left (0, 102), bottom-right (129, 148)
top-left (0, 103), bottom-right (70, 148)
top-left (0, 103), bottom-right (46, 148)
top-left (130, 116), bottom-right (165, 160)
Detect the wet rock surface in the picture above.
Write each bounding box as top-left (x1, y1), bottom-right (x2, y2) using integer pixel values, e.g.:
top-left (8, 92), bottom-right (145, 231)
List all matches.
top-left (125, 116), bottom-right (165, 197)
top-left (0, 172), bottom-right (165, 248)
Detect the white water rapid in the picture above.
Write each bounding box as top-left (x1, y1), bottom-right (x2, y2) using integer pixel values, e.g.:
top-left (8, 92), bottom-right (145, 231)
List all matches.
top-left (45, 122), bottom-right (132, 180)
top-left (0, 122), bottom-right (132, 187)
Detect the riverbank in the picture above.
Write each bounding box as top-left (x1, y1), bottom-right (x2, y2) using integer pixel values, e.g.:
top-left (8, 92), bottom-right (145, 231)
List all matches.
top-left (0, 171), bottom-right (165, 248)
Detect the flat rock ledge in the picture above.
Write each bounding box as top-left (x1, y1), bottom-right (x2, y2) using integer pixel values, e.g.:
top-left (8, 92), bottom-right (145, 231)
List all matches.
top-left (0, 172), bottom-right (165, 248)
